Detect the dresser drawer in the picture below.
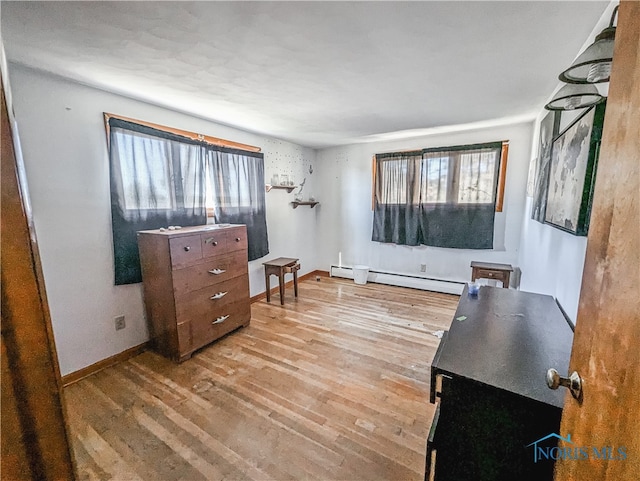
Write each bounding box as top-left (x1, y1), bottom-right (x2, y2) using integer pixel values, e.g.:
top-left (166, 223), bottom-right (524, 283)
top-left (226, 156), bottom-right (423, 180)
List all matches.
top-left (189, 299), bottom-right (251, 347)
top-left (225, 227), bottom-right (248, 253)
top-left (200, 230), bottom-right (228, 258)
top-left (172, 250), bottom-right (248, 295)
top-left (175, 275), bottom-right (250, 323)
top-left (475, 269), bottom-right (507, 281)
top-left (169, 235), bottom-right (203, 268)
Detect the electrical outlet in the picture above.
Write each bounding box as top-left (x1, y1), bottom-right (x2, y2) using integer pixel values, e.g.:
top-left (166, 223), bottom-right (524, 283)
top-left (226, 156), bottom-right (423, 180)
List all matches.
top-left (114, 315), bottom-right (126, 331)
top-left (420, 263), bottom-right (427, 273)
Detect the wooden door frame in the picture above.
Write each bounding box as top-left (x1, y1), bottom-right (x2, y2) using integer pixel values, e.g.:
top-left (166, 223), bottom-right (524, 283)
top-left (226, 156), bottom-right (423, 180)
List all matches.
top-left (555, 2), bottom-right (640, 479)
top-left (1, 68), bottom-right (76, 480)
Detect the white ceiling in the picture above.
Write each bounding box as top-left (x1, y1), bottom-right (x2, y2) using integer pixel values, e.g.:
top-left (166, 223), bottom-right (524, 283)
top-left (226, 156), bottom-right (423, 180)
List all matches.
top-left (2, 1), bottom-right (609, 148)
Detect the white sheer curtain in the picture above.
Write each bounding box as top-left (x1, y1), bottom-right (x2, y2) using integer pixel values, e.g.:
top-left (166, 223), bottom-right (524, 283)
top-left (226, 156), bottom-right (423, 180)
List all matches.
top-left (206, 148), bottom-right (269, 261)
top-left (109, 119), bottom-right (207, 285)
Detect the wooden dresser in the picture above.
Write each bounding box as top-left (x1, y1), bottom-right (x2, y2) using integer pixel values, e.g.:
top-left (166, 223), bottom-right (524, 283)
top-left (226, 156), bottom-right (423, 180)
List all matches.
top-left (137, 224), bottom-right (251, 362)
top-left (427, 286), bottom-right (574, 481)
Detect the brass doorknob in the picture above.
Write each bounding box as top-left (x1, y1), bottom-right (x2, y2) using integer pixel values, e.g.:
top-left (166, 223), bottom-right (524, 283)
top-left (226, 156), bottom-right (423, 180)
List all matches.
top-left (546, 368), bottom-right (582, 399)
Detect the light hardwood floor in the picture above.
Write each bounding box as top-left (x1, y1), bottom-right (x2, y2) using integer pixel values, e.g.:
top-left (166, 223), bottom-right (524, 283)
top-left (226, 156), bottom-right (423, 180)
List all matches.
top-left (65, 276), bottom-right (459, 481)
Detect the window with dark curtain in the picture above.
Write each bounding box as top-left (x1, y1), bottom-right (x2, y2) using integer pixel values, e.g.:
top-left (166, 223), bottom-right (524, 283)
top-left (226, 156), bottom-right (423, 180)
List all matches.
top-left (372, 142), bottom-right (503, 249)
top-left (109, 119), bottom-right (207, 285)
top-left (205, 148), bottom-right (269, 261)
top-left (108, 118), bottom-right (268, 285)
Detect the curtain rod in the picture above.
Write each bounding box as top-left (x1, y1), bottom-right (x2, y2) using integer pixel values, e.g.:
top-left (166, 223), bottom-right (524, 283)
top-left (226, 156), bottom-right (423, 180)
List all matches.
top-left (103, 112), bottom-right (261, 153)
top-left (373, 140), bottom-right (509, 157)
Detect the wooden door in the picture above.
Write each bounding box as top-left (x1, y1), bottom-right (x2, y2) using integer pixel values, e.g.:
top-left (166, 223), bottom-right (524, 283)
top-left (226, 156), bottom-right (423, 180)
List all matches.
top-left (554, 2), bottom-right (640, 479)
top-left (1, 75), bottom-right (76, 478)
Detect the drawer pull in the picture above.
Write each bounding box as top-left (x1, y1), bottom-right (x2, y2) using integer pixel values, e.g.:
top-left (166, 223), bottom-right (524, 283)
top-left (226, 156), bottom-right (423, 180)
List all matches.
top-left (212, 315), bottom-right (230, 325)
top-left (210, 291), bottom-right (228, 300)
top-left (208, 268), bottom-right (226, 275)
top-left (204, 237), bottom-right (218, 246)
top-left (183, 246), bottom-right (191, 252)
top-left (235, 237), bottom-right (241, 242)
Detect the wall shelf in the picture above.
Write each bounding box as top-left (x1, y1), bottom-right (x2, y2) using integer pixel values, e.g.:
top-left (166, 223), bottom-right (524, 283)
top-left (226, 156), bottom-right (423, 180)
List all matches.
top-left (291, 201), bottom-right (319, 209)
top-left (265, 184), bottom-right (296, 193)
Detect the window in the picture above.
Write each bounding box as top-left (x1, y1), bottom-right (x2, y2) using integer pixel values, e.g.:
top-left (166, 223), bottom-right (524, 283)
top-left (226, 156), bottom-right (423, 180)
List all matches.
top-left (206, 151), bottom-right (255, 210)
top-left (376, 143), bottom-right (505, 206)
top-left (111, 128), bottom-right (198, 211)
top-left (423, 155), bottom-right (449, 203)
top-left (372, 142), bottom-right (505, 249)
top-left (106, 114), bottom-right (269, 285)
top-left (204, 148), bottom-right (270, 263)
top-left (456, 150), bottom-right (498, 203)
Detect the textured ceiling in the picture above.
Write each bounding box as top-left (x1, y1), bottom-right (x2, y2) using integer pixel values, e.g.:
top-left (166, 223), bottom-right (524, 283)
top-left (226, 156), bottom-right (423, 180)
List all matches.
top-left (2, 1), bottom-right (609, 148)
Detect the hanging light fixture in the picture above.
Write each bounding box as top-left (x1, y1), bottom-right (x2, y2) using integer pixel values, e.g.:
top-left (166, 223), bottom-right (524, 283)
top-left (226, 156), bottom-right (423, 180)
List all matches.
top-left (545, 83), bottom-right (605, 111)
top-left (559, 5), bottom-right (619, 84)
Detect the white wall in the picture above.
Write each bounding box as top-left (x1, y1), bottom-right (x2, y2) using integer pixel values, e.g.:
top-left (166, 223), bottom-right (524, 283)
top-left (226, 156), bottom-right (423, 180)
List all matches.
top-left (315, 121), bottom-right (534, 284)
top-left (518, 197), bottom-right (587, 321)
top-left (518, 111), bottom-right (588, 323)
top-left (516, 2), bottom-right (615, 323)
top-left (8, 64), bottom-right (318, 376)
top-left (517, 107), bottom-right (598, 322)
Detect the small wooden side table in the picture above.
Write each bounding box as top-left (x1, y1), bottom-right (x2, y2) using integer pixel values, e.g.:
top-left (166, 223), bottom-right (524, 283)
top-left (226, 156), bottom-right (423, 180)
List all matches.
top-left (470, 261), bottom-right (513, 288)
top-left (263, 257), bottom-right (300, 305)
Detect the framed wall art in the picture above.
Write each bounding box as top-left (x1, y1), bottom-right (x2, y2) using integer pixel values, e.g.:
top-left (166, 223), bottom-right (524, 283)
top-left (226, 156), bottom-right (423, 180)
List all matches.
top-left (531, 111), bottom-right (560, 222)
top-left (544, 102), bottom-right (606, 236)
top-left (526, 156), bottom-right (538, 198)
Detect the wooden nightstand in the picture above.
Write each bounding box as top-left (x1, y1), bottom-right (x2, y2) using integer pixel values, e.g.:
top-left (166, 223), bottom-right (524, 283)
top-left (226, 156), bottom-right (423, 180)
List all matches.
top-left (263, 257), bottom-right (300, 305)
top-left (470, 261), bottom-right (513, 288)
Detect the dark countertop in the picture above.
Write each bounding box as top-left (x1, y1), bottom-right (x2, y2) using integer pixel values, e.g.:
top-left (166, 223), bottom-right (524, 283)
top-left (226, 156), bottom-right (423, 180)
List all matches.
top-left (433, 286), bottom-right (573, 409)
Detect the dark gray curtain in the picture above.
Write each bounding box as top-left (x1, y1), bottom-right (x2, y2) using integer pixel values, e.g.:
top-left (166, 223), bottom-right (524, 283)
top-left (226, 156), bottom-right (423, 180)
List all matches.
top-left (372, 150), bottom-right (424, 245)
top-left (372, 142), bottom-right (502, 249)
top-left (206, 148), bottom-right (269, 261)
top-left (109, 118), bottom-right (207, 285)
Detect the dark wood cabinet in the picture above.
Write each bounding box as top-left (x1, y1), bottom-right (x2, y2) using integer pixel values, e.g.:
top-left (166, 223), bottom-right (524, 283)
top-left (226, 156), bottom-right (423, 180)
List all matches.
top-left (470, 261), bottom-right (513, 288)
top-left (427, 286), bottom-right (574, 481)
top-left (138, 224), bottom-right (251, 362)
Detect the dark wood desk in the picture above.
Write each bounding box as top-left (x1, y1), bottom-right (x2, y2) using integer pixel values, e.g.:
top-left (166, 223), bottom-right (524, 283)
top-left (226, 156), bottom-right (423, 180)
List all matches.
top-left (262, 257), bottom-right (300, 305)
top-left (427, 286), bottom-right (573, 481)
top-left (470, 261), bottom-right (513, 288)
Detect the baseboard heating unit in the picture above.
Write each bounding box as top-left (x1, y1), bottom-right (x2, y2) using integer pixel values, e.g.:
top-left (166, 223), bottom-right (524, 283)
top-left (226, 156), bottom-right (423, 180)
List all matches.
top-left (329, 265), bottom-right (465, 295)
